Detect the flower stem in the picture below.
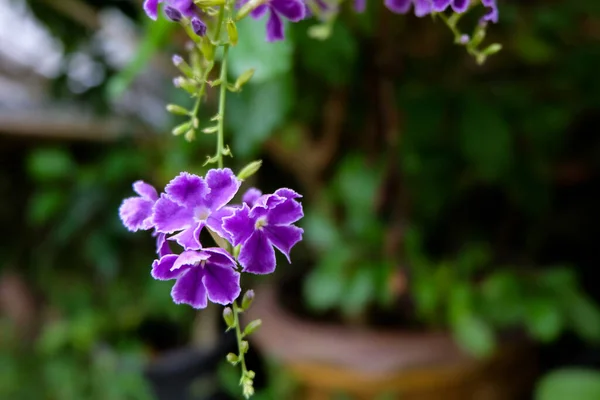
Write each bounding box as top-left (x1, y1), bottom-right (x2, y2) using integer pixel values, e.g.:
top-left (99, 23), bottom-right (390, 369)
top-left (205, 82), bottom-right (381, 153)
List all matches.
top-left (233, 301), bottom-right (248, 374)
top-left (216, 45), bottom-right (229, 169)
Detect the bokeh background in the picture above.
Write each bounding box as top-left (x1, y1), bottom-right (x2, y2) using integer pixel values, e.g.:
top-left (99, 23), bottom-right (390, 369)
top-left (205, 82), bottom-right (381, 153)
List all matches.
top-left (2, 0), bottom-right (600, 399)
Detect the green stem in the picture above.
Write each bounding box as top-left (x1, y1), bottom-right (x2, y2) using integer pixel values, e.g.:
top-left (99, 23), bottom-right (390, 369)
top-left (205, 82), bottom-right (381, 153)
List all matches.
top-left (232, 301), bottom-right (248, 377)
top-left (216, 45), bottom-right (229, 169)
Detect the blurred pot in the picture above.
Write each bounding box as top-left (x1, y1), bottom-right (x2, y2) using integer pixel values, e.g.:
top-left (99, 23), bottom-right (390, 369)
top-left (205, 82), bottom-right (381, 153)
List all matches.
top-left (245, 284), bottom-right (536, 400)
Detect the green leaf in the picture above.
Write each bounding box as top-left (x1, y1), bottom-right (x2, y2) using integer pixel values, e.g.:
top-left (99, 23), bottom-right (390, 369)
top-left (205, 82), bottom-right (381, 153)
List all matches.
top-left (459, 97), bottom-right (512, 182)
top-left (27, 148), bottom-right (75, 181)
top-left (523, 297), bottom-right (563, 343)
top-left (566, 294), bottom-right (600, 343)
top-left (228, 76), bottom-right (293, 156)
top-left (451, 313), bottom-right (495, 358)
top-left (297, 21), bottom-right (358, 86)
top-left (27, 189), bottom-right (65, 226)
top-left (303, 248), bottom-right (352, 312)
top-left (302, 208), bottom-right (342, 252)
top-left (535, 369), bottom-right (600, 400)
top-left (228, 17), bottom-right (293, 85)
top-left (341, 268), bottom-right (376, 317)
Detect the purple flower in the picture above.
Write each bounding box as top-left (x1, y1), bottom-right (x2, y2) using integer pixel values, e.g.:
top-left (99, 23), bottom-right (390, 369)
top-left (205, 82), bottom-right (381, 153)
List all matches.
top-left (143, 0), bottom-right (197, 21)
top-left (245, 0), bottom-right (306, 42)
top-left (152, 248), bottom-right (241, 309)
top-left (242, 187), bottom-right (263, 207)
top-left (152, 169), bottom-right (240, 250)
top-left (223, 188), bottom-right (304, 274)
top-left (386, 0), bottom-right (499, 23)
top-left (481, 0), bottom-right (498, 23)
top-left (385, 0), bottom-right (433, 17)
top-left (119, 181), bottom-right (158, 232)
top-left (354, 0), bottom-right (366, 13)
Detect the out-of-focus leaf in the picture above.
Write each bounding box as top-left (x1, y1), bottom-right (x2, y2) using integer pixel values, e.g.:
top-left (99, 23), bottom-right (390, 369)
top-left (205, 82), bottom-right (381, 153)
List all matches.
top-left (28, 189), bottom-right (65, 226)
top-left (567, 294), bottom-right (600, 343)
top-left (304, 247), bottom-right (352, 312)
top-left (228, 76), bottom-right (293, 156)
top-left (523, 297), bottom-right (563, 343)
top-left (535, 369), bottom-right (600, 400)
top-left (228, 17), bottom-right (293, 85)
top-left (452, 313), bottom-right (495, 358)
top-left (342, 268), bottom-right (376, 317)
top-left (302, 208), bottom-right (341, 252)
top-left (27, 148), bottom-right (75, 181)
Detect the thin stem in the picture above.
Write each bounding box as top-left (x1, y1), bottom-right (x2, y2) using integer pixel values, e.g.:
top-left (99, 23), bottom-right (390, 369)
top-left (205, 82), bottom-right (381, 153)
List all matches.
top-left (232, 301), bottom-right (248, 375)
top-left (216, 44), bottom-right (229, 169)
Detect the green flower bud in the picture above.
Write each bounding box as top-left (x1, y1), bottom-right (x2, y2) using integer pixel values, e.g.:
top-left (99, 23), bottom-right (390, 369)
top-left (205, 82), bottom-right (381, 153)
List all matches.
top-left (223, 307), bottom-right (235, 329)
top-left (227, 20), bottom-right (238, 46)
top-left (184, 129), bottom-right (196, 142)
top-left (195, 0), bottom-right (226, 6)
top-left (481, 43), bottom-right (502, 56)
top-left (241, 289), bottom-right (255, 311)
top-left (240, 340), bottom-right (249, 354)
top-left (166, 104), bottom-right (190, 116)
top-left (243, 319), bottom-right (262, 336)
top-left (226, 352), bottom-right (239, 365)
top-left (237, 160), bottom-right (262, 181)
top-left (200, 37), bottom-right (215, 62)
top-left (234, 69), bottom-right (255, 91)
top-left (172, 121), bottom-right (192, 136)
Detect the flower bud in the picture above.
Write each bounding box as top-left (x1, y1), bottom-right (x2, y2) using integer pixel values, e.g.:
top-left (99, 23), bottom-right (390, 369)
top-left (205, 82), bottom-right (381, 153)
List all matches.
top-left (241, 289), bottom-right (255, 310)
top-left (200, 37), bottom-right (215, 62)
top-left (247, 370), bottom-right (256, 379)
top-left (164, 6), bottom-right (182, 22)
top-left (166, 104), bottom-right (189, 116)
top-left (173, 77), bottom-right (197, 94)
top-left (459, 34), bottom-right (470, 45)
top-left (240, 340), bottom-right (249, 354)
top-left (227, 20), bottom-right (238, 46)
top-left (195, 0), bottom-right (226, 6)
top-left (237, 160), bottom-right (262, 181)
top-left (191, 18), bottom-right (207, 37)
top-left (184, 129), bottom-right (195, 142)
top-left (243, 319), bottom-right (262, 336)
top-left (481, 43), bottom-right (502, 56)
top-left (223, 307), bottom-right (235, 329)
top-left (234, 69), bottom-right (255, 91)
top-left (172, 54), bottom-right (194, 78)
top-left (226, 352), bottom-right (239, 365)
top-left (172, 121), bottom-right (192, 136)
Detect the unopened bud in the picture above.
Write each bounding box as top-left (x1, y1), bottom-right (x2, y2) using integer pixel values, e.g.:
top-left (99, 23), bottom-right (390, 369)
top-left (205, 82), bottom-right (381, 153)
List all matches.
top-left (184, 129), bottom-right (195, 142)
top-left (234, 69), bottom-right (255, 91)
top-left (166, 104), bottom-right (189, 116)
top-left (172, 121), bottom-right (192, 136)
top-left (173, 77), bottom-right (197, 94)
top-left (191, 18), bottom-right (207, 37)
top-left (223, 307), bottom-right (235, 329)
top-left (226, 353), bottom-right (239, 365)
top-left (164, 6), bottom-right (182, 22)
top-left (172, 54), bottom-right (184, 66)
top-left (227, 20), bottom-right (238, 46)
top-left (240, 340), bottom-right (249, 354)
top-left (200, 37), bottom-right (215, 61)
top-left (241, 289), bottom-right (255, 310)
top-left (172, 55), bottom-right (194, 77)
top-left (481, 43), bottom-right (502, 56)
top-left (459, 34), bottom-right (470, 45)
top-left (196, 0), bottom-right (226, 6)
top-left (247, 370), bottom-right (256, 379)
top-left (243, 319), bottom-right (262, 336)
top-left (237, 160), bottom-right (262, 181)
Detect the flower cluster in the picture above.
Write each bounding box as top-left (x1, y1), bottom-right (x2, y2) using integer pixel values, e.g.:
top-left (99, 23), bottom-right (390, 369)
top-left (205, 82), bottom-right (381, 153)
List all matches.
top-left (385, 0), bottom-right (498, 23)
top-left (119, 168), bottom-right (304, 309)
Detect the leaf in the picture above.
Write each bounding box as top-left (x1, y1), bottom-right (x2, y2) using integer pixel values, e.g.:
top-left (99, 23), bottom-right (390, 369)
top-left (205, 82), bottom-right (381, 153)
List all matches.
top-left (535, 369), bottom-right (600, 400)
top-left (228, 76), bottom-right (293, 156)
top-left (341, 268), bottom-right (376, 317)
top-left (303, 248), bottom-right (352, 312)
top-left (27, 148), bottom-right (75, 181)
top-left (459, 97), bottom-right (513, 182)
top-left (451, 313), bottom-right (496, 358)
top-left (523, 297), bottom-right (564, 343)
top-left (566, 294), bottom-right (600, 343)
top-left (302, 207), bottom-right (342, 252)
top-left (27, 189), bottom-right (65, 226)
top-left (228, 17), bottom-right (293, 85)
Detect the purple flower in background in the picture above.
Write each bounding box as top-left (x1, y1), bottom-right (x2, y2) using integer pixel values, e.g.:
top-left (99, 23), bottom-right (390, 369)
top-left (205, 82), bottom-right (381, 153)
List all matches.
top-left (481, 0), bottom-right (498, 23)
top-left (242, 187), bottom-right (263, 207)
top-left (245, 0), bottom-right (306, 42)
top-left (354, 0), bottom-right (366, 13)
top-left (152, 169), bottom-right (241, 250)
top-left (385, 0), bottom-right (433, 17)
top-left (152, 248), bottom-right (241, 309)
top-left (223, 188), bottom-right (303, 274)
top-left (119, 181), bottom-right (158, 232)
top-left (143, 0), bottom-right (197, 20)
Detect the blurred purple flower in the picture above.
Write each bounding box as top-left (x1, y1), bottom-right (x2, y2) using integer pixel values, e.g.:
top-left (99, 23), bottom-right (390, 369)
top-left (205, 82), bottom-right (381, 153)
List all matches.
top-left (223, 188), bottom-right (303, 274)
top-left (152, 248), bottom-right (241, 309)
top-left (243, 0), bottom-right (306, 42)
top-left (143, 0), bottom-right (197, 20)
top-left (481, 0), bottom-right (498, 23)
top-left (152, 169), bottom-right (240, 250)
top-left (242, 187), bottom-right (262, 207)
top-left (119, 181), bottom-right (158, 232)
top-left (354, 0), bottom-right (366, 13)
top-left (385, 0), bottom-right (499, 22)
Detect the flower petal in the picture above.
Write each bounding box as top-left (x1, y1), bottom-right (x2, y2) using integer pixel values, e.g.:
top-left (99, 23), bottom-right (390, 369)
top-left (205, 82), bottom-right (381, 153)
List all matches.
top-left (451, 0), bottom-right (469, 13)
top-left (274, 188), bottom-right (302, 200)
top-left (173, 250), bottom-right (210, 271)
top-left (152, 254), bottom-right (185, 280)
top-left (206, 206), bottom-right (235, 241)
top-left (156, 232), bottom-right (172, 257)
top-left (250, 4), bottom-right (269, 18)
top-left (165, 172), bottom-right (209, 208)
top-left (481, 0), bottom-right (498, 23)
top-left (170, 224), bottom-right (202, 250)
top-left (242, 188), bottom-right (262, 207)
top-left (203, 168), bottom-right (240, 210)
top-left (432, 0), bottom-right (452, 12)
top-left (354, 0), bottom-right (366, 12)
top-left (265, 10), bottom-right (284, 42)
top-left (266, 198), bottom-right (303, 225)
top-left (384, 0), bottom-right (411, 14)
top-left (153, 195), bottom-right (194, 233)
top-left (264, 224), bottom-right (303, 262)
top-left (222, 204), bottom-right (255, 247)
top-left (203, 262), bottom-right (240, 305)
top-left (204, 247), bottom-right (237, 268)
top-left (133, 181), bottom-right (158, 201)
top-left (119, 197), bottom-right (154, 231)
top-left (270, 0), bottom-right (306, 22)
top-left (171, 268), bottom-right (208, 309)
top-left (238, 231), bottom-right (276, 274)
top-left (168, 0), bottom-right (197, 16)
top-left (144, 0), bottom-right (161, 20)
top-left (413, 0), bottom-right (433, 17)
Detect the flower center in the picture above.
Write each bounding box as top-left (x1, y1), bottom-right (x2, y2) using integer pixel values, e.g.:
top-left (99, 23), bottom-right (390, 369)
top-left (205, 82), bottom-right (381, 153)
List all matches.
top-left (254, 217), bottom-right (267, 230)
top-left (194, 207), bottom-right (210, 222)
